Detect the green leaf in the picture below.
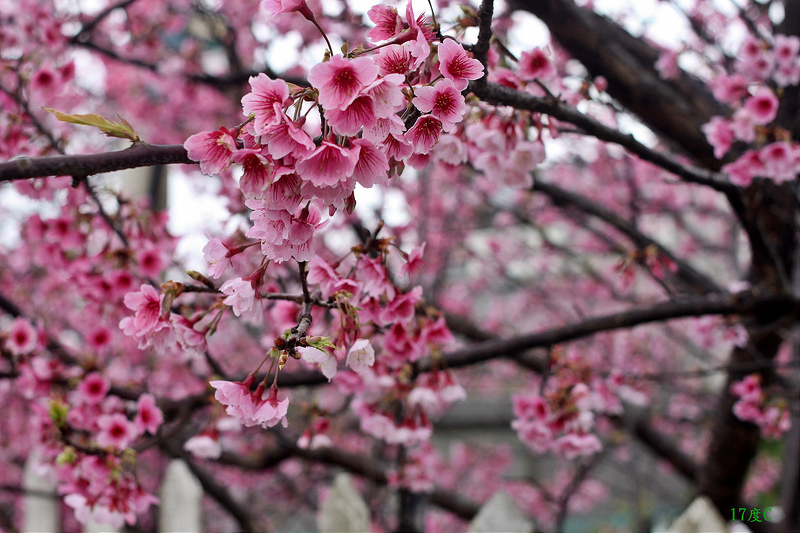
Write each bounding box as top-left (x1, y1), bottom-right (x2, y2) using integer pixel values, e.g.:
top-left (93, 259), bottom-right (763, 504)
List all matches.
top-left (305, 335), bottom-right (336, 353)
top-left (44, 108), bottom-right (140, 142)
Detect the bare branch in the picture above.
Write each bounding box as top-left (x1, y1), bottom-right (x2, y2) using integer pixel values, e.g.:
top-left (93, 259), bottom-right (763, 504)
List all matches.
top-left (0, 143), bottom-right (193, 182)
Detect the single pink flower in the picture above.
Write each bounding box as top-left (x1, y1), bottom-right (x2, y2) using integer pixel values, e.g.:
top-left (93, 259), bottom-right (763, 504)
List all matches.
top-left (362, 73), bottom-right (406, 119)
top-left (184, 128), bottom-right (238, 176)
top-left (220, 277), bottom-right (257, 317)
top-left (261, 114), bottom-right (315, 160)
top-left (367, 4), bottom-right (403, 42)
top-left (326, 94), bottom-right (377, 136)
top-left (5, 317), bottom-right (37, 355)
top-left (77, 372), bottom-right (110, 404)
top-left (437, 39), bottom-right (484, 91)
top-left (405, 114), bottom-right (443, 154)
top-left (412, 79), bottom-right (466, 132)
top-left (347, 339), bottom-right (375, 374)
top-left (122, 284), bottom-right (165, 334)
top-left (295, 140), bottom-right (358, 187)
top-left (135, 393), bottom-right (163, 435)
top-left (96, 413), bottom-right (136, 450)
top-left (241, 74), bottom-right (291, 134)
top-left (743, 87), bottom-right (779, 125)
top-left (702, 117), bottom-right (735, 159)
top-left (233, 148), bottom-right (273, 198)
top-left (400, 242), bottom-right (426, 278)
top-left (308, 55), bottom-right (379, 111)
top-left (376, 43), bottom-right (424, 76)
top-left (518, 47), bottom-right (556, 80)
top-left (261, 0), bottom-right (314, 20)
top-left (351, 138), bottom-right (390, 188)
top-left (203, 237), bottom-right (230, 278)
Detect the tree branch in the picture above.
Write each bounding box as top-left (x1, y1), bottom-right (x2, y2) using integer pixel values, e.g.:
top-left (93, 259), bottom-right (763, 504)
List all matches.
top-left (468, 81), bottom-right (734, 193)
top-left (0, 143), bottom-right (193, 182)
top-left (420, 294), bottom-right (797, 374)
top-left (532, 179), bottom-right (723, 294)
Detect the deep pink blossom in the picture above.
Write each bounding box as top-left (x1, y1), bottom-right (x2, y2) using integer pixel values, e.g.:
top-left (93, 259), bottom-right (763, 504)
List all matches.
top-left (518, 47), bottom-right (556, 81)
top-left (5, 317), bottom-right (37, 355)
top-left (76, 372), bottom-right (110, 404)
top-left (96, 413), bottom-right (136, 450)
top-left (261, 0), bottom-right (314, 20)
top-left (241, 74), bottom-right (291, 134)
top-left (134, 393), bottom-right (163, 435)
top-left (261, 114), bottom-right (315, 160)
top-left (184, 128), bottom-right (238, 176)
top-left (367, 4), bottom-right (403, 42)
top-left (702, 117), bottom-right (734, 159)
top-left (412, 79), bottom-right (466, 132)
top-left (326, 94), bottom-right (377, 136)
top-left (743, 87), bottom-right (779, 125)
top-left (351, 138), bottom-right (390, 188)
top-left (405, 114), bottom-right (443, 154)
top-left (295, 140), bottom-right (358, 187)
top-left (437, 39), bottom-right (484, 91)
top-left (121, 284), bottom-right (165, 335)
top-left (308, 55), bottom-right (379, 111)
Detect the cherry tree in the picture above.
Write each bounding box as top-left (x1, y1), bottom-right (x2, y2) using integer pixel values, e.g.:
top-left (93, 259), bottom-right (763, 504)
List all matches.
top-left (0, 0), bottom-right (799, 531)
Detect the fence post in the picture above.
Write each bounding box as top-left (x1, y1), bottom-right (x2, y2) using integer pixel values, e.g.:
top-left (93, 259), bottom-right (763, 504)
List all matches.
top-left (158, 459), bottom-right (203, 533)
top-left (318, 473), bottom-right (370, 533)
top-left (468, 490), bottom-right (534, 533)
top-left (23, 451), bottom-right (60, 533)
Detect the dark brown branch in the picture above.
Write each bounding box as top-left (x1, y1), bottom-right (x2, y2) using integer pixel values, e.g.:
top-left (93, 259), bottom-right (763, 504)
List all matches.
top-left (0, 143), bottom-right (193, 182)
top-left (468, 80), bottom-right (734, 193)
top-left (532, 179), bottom-right (722, 294)
top-left (471, 0), bottom-right (494, 90)
top-left (420, 294), bottom-right (797, 374)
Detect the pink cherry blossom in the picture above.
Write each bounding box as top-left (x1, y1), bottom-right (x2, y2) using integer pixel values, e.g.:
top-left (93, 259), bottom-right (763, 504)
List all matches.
top-left (346, 339), bottom-right (375, 374)
top-left (241, 74), bottom-right (291, 134)
top-left (184, 128), bottom-right (238, 176)
top-left (233, 148), bottom-right (273, 197)
top-left (308, 55), bottom-right (379, 111)
top-left (325, 94), bottom-right (377, 136)
top-left (412, 79), bottom-right (466, 132)
top-left (743, 87), bottom-right (779, 125)
top-left (405, 114), bottom-right (443, 154)
top-left (437, 39), bottom-right (484, 91)
top-left (295, 140), bottom-right (358, 187)
top-left (351, 138), bottom-right (390, 188)
top-left (203, 237), bottom-right (230, 278)
top-left (518, 47), bottom-right (556, 81)
top-left (96, 413), bottom-right (137, 450)
top-left (134, 393), bottom-right (163, 435)
top-left (261, 114), bottom-right (315, 160)
top-left (4, 317), bottom-right (37, 355)
top-left (702, 117), bottom-right (734, 159)
top-left (367, 4), bottom-right (403, 42)
top-left (220, 277), bottom-right (258, 318)
top-left (76, 372), bottom-right (110, 404)
top-left (120, 284), bottom-right (166, 335)
top-left (261, 0), bottom-right (314, 20)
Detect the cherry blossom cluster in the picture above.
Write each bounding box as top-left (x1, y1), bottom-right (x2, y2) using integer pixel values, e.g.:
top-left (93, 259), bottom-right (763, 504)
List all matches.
top-left (731, 374), bottom-right (790, 439)
top-left (34, 372), bottom-right (163, 528)
top-left (702, 34), bottom-right (800, 186)
top-left (511, 358), bottom-right (645, 460)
